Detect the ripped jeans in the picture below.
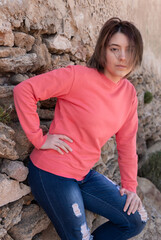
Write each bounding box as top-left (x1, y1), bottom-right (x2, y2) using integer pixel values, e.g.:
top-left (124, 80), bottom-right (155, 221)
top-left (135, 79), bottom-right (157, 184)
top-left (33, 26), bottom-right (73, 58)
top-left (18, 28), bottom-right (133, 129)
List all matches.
top-left (28, 159), bottom-right (147, 240)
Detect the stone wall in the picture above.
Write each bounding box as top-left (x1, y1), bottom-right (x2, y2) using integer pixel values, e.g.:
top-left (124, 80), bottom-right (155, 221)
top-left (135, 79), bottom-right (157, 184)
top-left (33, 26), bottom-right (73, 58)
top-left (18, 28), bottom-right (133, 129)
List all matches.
top-left (0, 0), bottom-right (161, 239)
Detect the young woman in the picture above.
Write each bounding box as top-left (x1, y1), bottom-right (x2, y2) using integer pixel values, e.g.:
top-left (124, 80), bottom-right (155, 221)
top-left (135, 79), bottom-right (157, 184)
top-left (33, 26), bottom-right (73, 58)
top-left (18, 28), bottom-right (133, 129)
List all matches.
top-left (14, 17), bottom-right (147, 239)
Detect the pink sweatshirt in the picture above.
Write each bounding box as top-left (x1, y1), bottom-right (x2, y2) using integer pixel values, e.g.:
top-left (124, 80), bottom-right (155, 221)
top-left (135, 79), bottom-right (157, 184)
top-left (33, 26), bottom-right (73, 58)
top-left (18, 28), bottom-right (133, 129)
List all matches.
top-left (14, 65), bottom-right (138, 192)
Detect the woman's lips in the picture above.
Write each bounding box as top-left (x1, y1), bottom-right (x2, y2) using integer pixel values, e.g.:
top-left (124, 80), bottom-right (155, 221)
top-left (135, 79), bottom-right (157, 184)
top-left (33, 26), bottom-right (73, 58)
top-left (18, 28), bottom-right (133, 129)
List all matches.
top-left (116, 65), bottom-right (127, 68)
top-left (116, 65), bottom-right (127, 70)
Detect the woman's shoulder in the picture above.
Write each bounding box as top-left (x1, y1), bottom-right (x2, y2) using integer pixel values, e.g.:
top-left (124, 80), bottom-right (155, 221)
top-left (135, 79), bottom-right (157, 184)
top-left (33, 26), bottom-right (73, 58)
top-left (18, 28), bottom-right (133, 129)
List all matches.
top-left (123, 78), bottom-right (136, 92)
top-left (121, 78), bottom-right (137, 100)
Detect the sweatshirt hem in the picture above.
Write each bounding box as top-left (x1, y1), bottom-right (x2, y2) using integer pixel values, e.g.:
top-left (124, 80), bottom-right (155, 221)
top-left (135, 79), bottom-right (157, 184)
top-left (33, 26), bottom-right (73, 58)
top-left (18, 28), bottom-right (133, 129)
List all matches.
top-left (30, 153), bottom-right (90, 181)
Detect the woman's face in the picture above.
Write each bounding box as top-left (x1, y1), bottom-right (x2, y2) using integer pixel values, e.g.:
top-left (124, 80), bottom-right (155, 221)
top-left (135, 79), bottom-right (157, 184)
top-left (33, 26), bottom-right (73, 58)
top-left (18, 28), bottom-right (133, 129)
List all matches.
top-left (104, 32), bottom-right (134, 83)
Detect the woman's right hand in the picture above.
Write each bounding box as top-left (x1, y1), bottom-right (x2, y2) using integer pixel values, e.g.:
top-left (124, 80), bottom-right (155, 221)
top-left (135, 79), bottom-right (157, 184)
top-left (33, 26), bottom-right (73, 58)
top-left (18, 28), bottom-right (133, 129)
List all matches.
top-left (40, 133), bottom-right (73, 155)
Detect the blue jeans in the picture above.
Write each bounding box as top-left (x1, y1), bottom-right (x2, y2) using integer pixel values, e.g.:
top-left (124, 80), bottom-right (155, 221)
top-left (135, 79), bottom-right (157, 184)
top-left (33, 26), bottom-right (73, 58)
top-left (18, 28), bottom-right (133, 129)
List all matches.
top-left (28, 159), bottom-right (147, 240)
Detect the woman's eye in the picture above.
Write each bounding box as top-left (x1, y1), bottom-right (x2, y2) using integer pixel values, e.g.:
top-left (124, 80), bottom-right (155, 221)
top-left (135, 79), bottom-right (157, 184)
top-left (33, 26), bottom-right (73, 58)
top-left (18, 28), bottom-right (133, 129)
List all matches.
top-left (111, 48), bottom-right (119, 52)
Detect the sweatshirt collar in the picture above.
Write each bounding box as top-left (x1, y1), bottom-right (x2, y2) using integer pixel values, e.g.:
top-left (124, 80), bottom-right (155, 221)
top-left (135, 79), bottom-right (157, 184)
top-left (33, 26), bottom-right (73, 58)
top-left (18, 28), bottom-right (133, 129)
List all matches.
top-left (99, 72), bottom-right (124, 89)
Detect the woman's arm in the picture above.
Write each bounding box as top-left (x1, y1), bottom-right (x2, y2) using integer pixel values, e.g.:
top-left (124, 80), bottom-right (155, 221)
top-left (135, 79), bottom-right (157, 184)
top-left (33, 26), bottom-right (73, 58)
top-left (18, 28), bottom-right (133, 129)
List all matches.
top-left (115, 92), bottom-right (138, 193)
top-left (115, 91), bottom-right (143, 215)
top-left (14, 65), bottom-right (74, 149)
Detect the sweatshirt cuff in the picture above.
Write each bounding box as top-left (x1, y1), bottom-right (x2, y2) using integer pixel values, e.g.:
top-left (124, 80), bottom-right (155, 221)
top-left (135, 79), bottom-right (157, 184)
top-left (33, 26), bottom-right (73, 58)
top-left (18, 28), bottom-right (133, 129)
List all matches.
top-left (121, 181), bottom-right (138, 193)
top-left (33, 134), bottom-right (48, 149)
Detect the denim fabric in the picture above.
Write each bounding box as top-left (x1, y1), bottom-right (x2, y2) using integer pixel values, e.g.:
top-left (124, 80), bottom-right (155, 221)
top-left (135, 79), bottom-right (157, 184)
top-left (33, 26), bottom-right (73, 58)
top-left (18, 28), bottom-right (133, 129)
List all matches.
top-left (28, 159), bottom-right (146, 240)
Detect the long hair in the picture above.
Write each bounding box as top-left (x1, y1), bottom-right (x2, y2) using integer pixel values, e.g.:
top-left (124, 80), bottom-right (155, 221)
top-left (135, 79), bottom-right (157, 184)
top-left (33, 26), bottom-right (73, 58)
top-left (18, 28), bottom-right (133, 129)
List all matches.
top-left (87, 17), bottom-right (143, 73)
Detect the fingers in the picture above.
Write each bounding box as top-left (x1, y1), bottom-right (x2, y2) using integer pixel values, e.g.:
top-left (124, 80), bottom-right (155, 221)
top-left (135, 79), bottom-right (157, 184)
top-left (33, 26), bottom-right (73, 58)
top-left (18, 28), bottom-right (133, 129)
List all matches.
top-left (52, 146), bottom-right (65, 155)
top-left (58, 134), bottom-right (73, 143)
top-left (40, 133), bottom-right (73, 154)
top-left (123, 194), bottom-right (133, 213)
top-left (54, 135), bottom-right (73, 154)
top-left (55, 141), bottom-right (73, 154)
top-left (121, 188), bottom-right (142, 215)
top-left (58, 140), bottom-right (73, 152)
top-left (126, 198), bottom-right (140, 215)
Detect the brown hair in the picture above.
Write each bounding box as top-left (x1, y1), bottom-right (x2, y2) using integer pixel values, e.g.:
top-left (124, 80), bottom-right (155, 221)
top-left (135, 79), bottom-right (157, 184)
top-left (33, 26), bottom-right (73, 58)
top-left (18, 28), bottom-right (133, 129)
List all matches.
top-left (87, 17), bottom-right (143, 73)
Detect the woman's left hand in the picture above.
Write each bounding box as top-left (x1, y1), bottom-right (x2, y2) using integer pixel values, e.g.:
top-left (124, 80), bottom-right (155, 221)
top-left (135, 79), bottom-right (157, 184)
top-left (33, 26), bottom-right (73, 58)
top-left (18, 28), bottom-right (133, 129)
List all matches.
top-left (120, 188), bottom-right (142, 215)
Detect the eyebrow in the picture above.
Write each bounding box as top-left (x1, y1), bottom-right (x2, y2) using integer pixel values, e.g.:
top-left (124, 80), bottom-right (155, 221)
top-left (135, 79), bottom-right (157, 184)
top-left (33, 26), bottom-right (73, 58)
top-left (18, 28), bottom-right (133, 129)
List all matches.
top-left (108, 44), bottom-right (121, 47)
top-left (108, 43), bottom-right (132, 49)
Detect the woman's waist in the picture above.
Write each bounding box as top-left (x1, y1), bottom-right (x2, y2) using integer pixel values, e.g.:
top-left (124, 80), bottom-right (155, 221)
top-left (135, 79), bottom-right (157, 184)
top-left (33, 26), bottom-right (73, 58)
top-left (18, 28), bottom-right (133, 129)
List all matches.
top-left (31, 146), bottom-right (100, 162)
top-left (30, 149), bottom-right (100, 181)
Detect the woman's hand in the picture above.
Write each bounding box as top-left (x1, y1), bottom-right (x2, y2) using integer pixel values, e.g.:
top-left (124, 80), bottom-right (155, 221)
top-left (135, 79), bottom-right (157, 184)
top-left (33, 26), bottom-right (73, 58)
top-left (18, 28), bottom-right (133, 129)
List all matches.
top-left (40, 133), bottom-right (73, 155)
top-left (120, 188), bottom-right (142, 215)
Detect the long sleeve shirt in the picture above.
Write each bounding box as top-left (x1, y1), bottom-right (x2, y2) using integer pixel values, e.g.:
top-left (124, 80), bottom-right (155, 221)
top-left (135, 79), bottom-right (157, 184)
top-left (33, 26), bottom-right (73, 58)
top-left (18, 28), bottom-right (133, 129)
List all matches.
top-left (13, 65), bottom-right (138, 192)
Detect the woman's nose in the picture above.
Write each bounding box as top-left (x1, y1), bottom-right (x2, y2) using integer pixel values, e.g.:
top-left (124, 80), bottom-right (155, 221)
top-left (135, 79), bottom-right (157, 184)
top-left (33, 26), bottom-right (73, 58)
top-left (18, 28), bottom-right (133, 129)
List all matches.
top-left (119, 50), bottom-right (126, 60)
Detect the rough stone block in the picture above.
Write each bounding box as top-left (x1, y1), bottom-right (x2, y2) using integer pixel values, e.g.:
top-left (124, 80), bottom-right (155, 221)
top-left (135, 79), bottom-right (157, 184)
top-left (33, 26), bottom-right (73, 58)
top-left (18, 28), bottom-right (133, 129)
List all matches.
top-left (8, 204), bottom-right (50, 240)
top-left (0, 32), bottom-right (14, 47)
top-left (0, 173), bottom-right (30, 207)
top-left (0, 122), bottom-right (19, 160)
top-left (14, 32), bottom-right (35, 52)
top-left (51, 54), bottom-right (74, 69)
top-left (0, 20), bottom-right (14, 47)
top-left (10, 123), bottom-right (33, 160)
top-left (0, 53), bottom-right (37, 73)
top-left (44, 35), bottom-right (72, 54)
top-left (31, 43), bottom-right (52, 72)
top-left (1, 233), bottom-right (14, 240)
top-left (9, 74), bottom-right (29, 85)
top-left (130, 177), bottom-right (161, 240)
top-left (37, 108), bottom-right (54, 120)
top-left (0, 47), bottom-right (26, 58)
top-left (0, 227), bottom-right (7, 238)
top-left (0, 198), bottom-right (24, 230)
top-left (1, 160), bottom-right (29, 182)
top-left (0, 20), bottom-right (11, 33)
top-left (0, 86), bottom-right (14, 98)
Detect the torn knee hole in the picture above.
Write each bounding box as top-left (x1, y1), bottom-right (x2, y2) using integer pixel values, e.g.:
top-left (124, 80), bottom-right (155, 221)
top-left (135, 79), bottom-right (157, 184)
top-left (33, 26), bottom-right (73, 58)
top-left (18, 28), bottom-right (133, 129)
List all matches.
top-left (81, 223), bottom-right (91, 240)
top-left (72, 203), bottom-right (82, 217)
top-left (138, 206), bottom-right (148, 222)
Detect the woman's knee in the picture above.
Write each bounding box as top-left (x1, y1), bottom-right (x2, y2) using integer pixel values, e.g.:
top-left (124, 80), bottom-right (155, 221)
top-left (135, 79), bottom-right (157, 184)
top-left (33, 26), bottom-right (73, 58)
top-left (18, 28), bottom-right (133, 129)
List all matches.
top-left (136, 206), bottom-right (148, 232)
top-left (128, 206), bottom-right (148, 237)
